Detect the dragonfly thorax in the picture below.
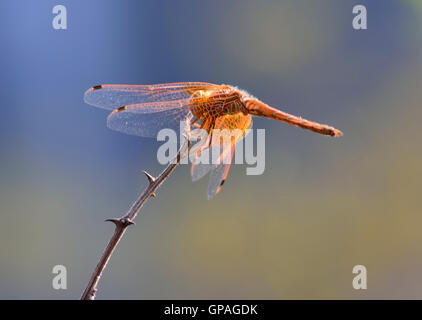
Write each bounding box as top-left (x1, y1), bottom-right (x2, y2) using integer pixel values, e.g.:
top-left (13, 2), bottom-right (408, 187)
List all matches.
top-left (189, 87), bottom-right (248, 121)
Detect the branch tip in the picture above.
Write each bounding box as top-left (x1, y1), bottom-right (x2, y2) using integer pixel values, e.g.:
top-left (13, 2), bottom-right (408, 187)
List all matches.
top-left (182, 132), bottom-right (193, 148)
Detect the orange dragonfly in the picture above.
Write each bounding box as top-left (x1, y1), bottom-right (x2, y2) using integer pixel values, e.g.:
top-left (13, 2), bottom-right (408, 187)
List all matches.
top-left (84, 82), bottom-right (342, 199)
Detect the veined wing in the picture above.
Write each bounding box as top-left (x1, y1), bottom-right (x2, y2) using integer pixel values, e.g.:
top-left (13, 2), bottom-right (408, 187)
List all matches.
top-left (207, 142), bottom-right (236, 199)
top-left (109, 99), bottom-right (191, 114)
top-left (84, 82), bottom-right (220, 110)
top-left (191, 112), bottom-right (253, 181)
top-left (190, 112), bottom-right (253, 199)
top-left (107, 104), bottom-right (191, 137)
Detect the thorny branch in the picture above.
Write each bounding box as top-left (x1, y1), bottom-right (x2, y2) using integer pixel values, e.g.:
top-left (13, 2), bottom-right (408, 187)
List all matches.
top-left (81, 115), bottom-right (192, 300)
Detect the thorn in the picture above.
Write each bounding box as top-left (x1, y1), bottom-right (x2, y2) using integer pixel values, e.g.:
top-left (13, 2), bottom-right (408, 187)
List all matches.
top-left (105, 218), bottom-right (120, 226)
top-left (105, 218), bottom-right (135, 227)
top-left (142, 170), bottom-right (156, 183)
top-left (150, 193), bottom-right (156, 198)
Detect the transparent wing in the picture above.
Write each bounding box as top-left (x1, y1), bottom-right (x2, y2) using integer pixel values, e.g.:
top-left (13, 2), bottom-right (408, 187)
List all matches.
top-left (207, 142), bottom-right (235, 199)
top-left (190, 113), bottom-right (253, 198)
top-left (190, 144), bottom-right (221, 182)
top-left (84, 82), bottom-right (220, 110)
top-left (113, 99), bottom-right (191, 114)
top-left (107, 105), bottom-right (190, 137)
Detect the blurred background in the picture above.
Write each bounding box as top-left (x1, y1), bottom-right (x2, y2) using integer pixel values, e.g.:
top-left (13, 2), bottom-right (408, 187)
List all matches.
top-left (0, 0), bottom-right (421, 299)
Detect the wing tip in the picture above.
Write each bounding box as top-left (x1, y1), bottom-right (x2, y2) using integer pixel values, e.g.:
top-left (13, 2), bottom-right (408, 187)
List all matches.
top-left (106, 106), bottom-right (127, 122)
top-left (84, 85), bottom-right (103, 95)
top-left (83, 85), bottom-right (104, 103)
top-left (207, 179), bottom-right (226, 200)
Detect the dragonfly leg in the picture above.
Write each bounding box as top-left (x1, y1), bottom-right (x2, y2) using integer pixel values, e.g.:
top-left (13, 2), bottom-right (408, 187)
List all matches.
top-left (191, 116), bottom-right (199, 126)
top-left (208, 119), bottom-right (216, 148)
top-left (191, 117), bottom-right (201, 129)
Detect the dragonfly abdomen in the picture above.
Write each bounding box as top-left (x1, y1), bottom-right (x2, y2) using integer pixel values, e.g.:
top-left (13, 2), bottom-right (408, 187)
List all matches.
top-left (244, 98), bottom-right (342, 137)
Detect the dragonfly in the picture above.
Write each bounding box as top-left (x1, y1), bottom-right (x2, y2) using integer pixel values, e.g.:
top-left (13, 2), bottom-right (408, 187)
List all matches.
top-left (84, 82), bottom-right (342, 199)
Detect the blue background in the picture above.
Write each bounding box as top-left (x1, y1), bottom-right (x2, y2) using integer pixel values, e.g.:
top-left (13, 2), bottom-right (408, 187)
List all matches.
top-left (0, 0), bottom-right (422, 298)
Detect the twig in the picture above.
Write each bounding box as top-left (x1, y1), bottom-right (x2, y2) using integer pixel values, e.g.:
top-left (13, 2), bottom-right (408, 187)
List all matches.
top-left (81, 116), bottom-right (192, 300)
